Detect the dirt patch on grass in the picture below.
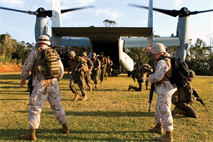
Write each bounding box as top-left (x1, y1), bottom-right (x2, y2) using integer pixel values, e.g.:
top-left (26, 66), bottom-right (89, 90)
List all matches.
top-left (0, 63), bottom-right (23, 73)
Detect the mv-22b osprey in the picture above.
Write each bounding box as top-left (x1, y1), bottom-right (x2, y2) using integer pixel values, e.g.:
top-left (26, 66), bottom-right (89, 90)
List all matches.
top-left (1, 0), bottom-right (212, 74)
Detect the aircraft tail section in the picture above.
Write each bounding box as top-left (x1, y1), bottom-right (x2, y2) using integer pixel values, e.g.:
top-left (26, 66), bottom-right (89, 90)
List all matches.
top-left (147, 0), bottom-right (153, 47)
top-left (52, 0), bottom-right (62, 47)
top-left (119, 38), bottom-right (134, 71)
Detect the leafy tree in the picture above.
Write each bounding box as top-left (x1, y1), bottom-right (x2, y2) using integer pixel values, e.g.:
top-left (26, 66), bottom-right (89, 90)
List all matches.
top-left (103, 19), bottom-right (117, 27)
top-left (0, 33), bottom-right (35, 64)
top-left (186, 38), bottom-right (212, 75)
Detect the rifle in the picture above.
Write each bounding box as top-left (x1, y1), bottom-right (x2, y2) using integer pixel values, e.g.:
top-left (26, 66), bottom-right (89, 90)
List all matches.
top-left (193, 88), bottom-right (208, 111)
top-left (69, 61), bottom-right (82, 80)
top-left (148, 83), bottom-right (155, 112)
top-left (26, 71), bottom-right (34, 96)
top-left (29, 71), bottom-right (34, 96)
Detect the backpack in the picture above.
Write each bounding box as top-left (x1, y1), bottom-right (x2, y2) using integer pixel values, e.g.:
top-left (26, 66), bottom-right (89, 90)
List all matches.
top-left (159, 56), bottom-right (190, 87)
top-left (35, 47), bottom-right (61, 79)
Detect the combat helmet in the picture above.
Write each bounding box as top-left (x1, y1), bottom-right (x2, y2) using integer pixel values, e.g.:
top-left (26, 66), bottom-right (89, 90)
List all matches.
top-left (100, 51), bottom-right (104, 55)
top-left (37, 35), bottom-right (51, 46)
top-left (189, 70), bottom-right (195, 77)
top-left (68, 51), bottom-right (76, 57)
top-left (151, 43), bottom-right (166, 54)
top-left (143, 64), bottom-right (151, 68)
top-left (81, 52), bottom-right (87, 57)
top-left (92, 52), bottom-right (96, 57)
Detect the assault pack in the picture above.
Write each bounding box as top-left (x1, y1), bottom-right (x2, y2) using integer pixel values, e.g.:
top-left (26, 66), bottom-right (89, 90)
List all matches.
top-left (34, 47), bottom-right (61, 79)
top-left (159, 56), bottom-right (190, 87)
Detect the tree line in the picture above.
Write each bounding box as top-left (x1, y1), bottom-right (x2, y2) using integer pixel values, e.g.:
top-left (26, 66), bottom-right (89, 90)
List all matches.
top-left (0, 33), bottom-right (36, 65)
top-left (0, 33), bottom-right (212, 75)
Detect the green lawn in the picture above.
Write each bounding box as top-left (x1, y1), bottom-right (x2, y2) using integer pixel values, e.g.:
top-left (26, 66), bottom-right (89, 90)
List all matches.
top-left (0, 73), bottom-right (212, 141)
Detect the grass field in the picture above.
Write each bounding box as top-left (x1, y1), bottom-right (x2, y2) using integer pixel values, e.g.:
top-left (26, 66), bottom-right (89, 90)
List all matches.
top-left (0, 73), bottom-right (212, 141)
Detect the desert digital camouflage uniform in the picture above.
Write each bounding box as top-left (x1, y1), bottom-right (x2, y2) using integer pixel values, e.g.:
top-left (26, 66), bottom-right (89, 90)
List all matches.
top-left (91, 53), bottom-right (101, 89)
top-left (149, 53), bottom-right (177, 132)
top-left (172, 70), bottom-right (198, 118)
top-left (21, 48), bottom-right (68, 130)
top-left (81, 52), bottom-right (94, 92)
top-left (106, 56), bottom-right (113, 79)
top-left (147, 43), bottom-right (177, 142)
top-left (128, 64), bottom-right (152, 91)
top-left (68, 55), bottom-right (88, 101)
top-left (98, 52), bottom-right (107, 84)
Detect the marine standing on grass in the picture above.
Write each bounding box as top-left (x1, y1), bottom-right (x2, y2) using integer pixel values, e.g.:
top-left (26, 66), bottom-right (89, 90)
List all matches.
top-left (98, 51), bottom-right (107, 84)
top-left (91, 52), bottom-right (101, 89)
top-left (172, 70), bottom-right (200, 118)
top-left (106, 56), bottom-right (113, 80)
top-left (67, 51), bottom-right (88, 101)
top-left (146, 43), bottom-right (177, 142)
top-left (81, 52), bottom-right (94, 92)
top-left (19, 35), bottom-right (69, 141)
top-left (128, 63), bottom-right (152, 91)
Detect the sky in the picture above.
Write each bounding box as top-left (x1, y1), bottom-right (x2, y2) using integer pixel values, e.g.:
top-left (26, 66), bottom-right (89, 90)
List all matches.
top-left (0, 0), bottom-right (213, 45)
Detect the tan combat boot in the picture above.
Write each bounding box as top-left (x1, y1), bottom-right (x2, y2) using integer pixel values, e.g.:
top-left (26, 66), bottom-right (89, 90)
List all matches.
top-left (61, 123), bottom-right (69, 134)
top-left (128, 85), bottom-right (132, 91)
top-left (73, 93), bottom-right (80, 101)
top-left (172, 106), bottom-right (183, 116)
top-left (156, 131), bottom-right (173, 142)
top-left (20, 129), bottom-right (36, 141)
top-left (81, 94), bottom-right (87, 101)
top-left (148, 123), bottom-right (163, 134)
top-left (95, 84), bottom-right (98, 89)
top-left (89, 86), bottom-right (92, 92)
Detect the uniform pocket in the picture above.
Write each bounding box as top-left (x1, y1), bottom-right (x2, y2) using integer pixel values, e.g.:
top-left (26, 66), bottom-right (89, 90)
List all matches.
top-left (160, 103), bottom-right (171, 114)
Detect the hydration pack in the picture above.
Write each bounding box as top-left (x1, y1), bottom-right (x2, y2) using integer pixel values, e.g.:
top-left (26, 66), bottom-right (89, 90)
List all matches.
top-left (159, 56), bottom-right (190, 87)
top-left (34, 47), bottom-right (60, 79)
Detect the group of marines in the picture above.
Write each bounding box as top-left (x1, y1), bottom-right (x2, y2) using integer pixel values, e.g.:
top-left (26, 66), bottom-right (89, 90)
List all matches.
top-left (67, 50), bottom-right (113, 101)
top-left (19, 35), bottom-right (201, 142)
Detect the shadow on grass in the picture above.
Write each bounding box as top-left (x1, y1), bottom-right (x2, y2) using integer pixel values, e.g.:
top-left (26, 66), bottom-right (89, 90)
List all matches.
top-left (0, 92), bottom-right (30, 95)
top-left (0, 74), bottom-right (21, 79)
top-left (0, 81), bottom-right (18, 85)
top-left (0, 86), bottom-right (20, 89)
top-left (0, 99), bottom-right (28, 101)
top-left (0, 128), bottom-right (157, 141)
top-left (15, 110), bottom-right (155, 117)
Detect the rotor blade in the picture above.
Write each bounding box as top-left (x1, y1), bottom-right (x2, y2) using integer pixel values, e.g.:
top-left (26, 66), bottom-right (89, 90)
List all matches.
top-left (189, 9), bottom-right (213, 15)
top-left (0, 6), bottom-right (36, 15)
top-left (61, 5), bottom-right (95, 14)
top-left (127, 3), bottom-right (181, 17)
top-left (44, 10), bottom-right (52, 17)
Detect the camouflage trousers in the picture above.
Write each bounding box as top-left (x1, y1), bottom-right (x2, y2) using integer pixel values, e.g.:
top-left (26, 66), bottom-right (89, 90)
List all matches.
top-left (69, 74), bottom-right (86, 96)
top-left (92, 69), bottom-right (99, 84)
top-left (175, 102), bottom-right (197, 118)
top-left (29, 79), bottom-right (68, 129)
top-left (100, 68), bottom-right (106, 82)
top-left (155, 99), bottom-right (173, 131)
top-left (85, 72), bottom-right (91, 88)
top-left (106, 67), bottom-right (112, 77)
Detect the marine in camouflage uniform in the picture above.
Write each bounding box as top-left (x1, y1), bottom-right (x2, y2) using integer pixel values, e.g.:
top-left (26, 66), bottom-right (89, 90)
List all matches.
top-left (172, 70), bottom-right (199, 118)
top-left (106, 56), bottom-right (113, 80)
top-left (67, 51), bottom-right (88, 101)
top-left (81, 52), bottom-right (94, 92)
top-left (91, 52), bottom-right (101, 89)
top-left (98, 51), bottom-right (107, 84)
top-left (19, 35), bottom-right (69, 141)
top-left (128, 64), bottom-right (152, 91)
top-left (147, 43), bottom-right (177, 142)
